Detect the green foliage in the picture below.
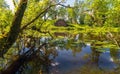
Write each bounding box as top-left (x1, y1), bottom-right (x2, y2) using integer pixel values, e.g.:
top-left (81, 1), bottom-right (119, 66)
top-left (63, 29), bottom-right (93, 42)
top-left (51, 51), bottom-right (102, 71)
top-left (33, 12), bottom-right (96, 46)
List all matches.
top-left (0, 0), bottom-right (9, 8)
top-left (105, 0), bottom-right (120, 27)
top-left (0, 1), bottom-right (13, 37)
top-left (83, 0), bottom-right (120, 27)
top-left (0, 0), bottom-right (120, 72)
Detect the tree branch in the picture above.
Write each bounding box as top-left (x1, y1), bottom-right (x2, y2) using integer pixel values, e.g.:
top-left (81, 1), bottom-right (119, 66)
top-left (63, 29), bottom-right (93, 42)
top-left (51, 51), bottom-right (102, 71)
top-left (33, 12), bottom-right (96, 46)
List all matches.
top-left (107, 32), bottom-right (120, 48)
top-left (0, 0), bottom-right (28, 57)
top-left (12, 0), bottom-right (17, 8)
top-left (57, 3), bottom-right (73, 8)
top-left (1, 43), bottom-right (47, 74)
top-left (20, 3), bottom-right (69, 31)
top-left (21, 4), bottom-right (57, 31)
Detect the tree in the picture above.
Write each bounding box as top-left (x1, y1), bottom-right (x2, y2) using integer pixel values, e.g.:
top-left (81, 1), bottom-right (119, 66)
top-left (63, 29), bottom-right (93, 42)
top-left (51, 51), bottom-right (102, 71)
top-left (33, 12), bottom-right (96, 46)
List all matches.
top-left (67, 6), bottom-right (77, 23)
top-left (0, 0), bottom-right (9, 8)
top-left (76, 0), bottom-right (85, 24)
top-left (0, 0), bottom-right (66, 57)
top-left (0, 0), bottom-right (13, 33)
top-left (105, 0), bottom-right (120, 27)
top-left (0, 0), bottom-right (28, 57)
top-left (84, 0), bottom-right (109, 26)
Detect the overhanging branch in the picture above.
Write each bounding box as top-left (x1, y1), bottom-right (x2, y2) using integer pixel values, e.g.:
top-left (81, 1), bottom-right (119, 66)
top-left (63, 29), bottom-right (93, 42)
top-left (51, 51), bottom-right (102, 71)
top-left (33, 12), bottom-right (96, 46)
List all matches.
top-left (20, 2), bottom-right (71, 31)
top-left (21, 4), bottom-right (58, 31)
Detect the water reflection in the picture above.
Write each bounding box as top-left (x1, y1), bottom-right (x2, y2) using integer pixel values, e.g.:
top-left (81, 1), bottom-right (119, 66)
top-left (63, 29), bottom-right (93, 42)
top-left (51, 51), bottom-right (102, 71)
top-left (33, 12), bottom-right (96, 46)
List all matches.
top-left (32, 37), bottom-right (120, 74)
top-left (1, 32), bottom-right (120, 74)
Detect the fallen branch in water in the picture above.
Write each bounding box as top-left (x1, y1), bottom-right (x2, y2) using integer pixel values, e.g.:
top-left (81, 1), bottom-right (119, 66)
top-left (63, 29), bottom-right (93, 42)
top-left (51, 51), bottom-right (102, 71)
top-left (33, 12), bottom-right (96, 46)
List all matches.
top-left (1, 43), bottom-right (47, 74)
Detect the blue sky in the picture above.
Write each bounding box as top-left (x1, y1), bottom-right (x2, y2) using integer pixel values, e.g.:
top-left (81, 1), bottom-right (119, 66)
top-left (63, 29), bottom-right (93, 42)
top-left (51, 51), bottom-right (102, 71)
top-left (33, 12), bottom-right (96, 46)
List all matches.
top-left (5, 0), bottom-right (14, 10)
top-left (65, 0), bottom-right (75, 6)
top-left (66, 0), bottom-right (75, 5)
top-left (5, 0), bottom-right (75, 10)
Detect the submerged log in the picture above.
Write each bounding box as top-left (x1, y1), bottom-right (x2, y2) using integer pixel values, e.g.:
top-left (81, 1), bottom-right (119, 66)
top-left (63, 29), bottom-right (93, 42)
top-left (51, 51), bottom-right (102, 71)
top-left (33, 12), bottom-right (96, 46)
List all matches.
top-left (1, 56), bottom-right (27, 74)
top-left (1, 43), bottom-right (47, 74)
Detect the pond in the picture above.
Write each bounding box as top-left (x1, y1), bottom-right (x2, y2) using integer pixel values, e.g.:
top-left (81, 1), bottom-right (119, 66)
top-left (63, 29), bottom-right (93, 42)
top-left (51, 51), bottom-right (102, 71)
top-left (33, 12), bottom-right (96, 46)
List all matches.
top-left (1, 32), bottom-right (120, 74)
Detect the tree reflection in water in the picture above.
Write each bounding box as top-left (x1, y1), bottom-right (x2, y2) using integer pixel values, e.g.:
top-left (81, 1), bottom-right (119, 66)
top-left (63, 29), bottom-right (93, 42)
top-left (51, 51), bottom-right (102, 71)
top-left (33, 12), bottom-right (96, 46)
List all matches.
top-left (1, 32), bottom-right (120, 74)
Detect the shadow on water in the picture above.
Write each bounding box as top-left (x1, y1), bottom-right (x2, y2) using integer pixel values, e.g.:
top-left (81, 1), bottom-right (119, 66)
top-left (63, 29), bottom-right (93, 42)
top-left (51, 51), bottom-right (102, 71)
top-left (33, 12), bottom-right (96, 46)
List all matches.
top-left (0, 32), bottom-right (120, 74)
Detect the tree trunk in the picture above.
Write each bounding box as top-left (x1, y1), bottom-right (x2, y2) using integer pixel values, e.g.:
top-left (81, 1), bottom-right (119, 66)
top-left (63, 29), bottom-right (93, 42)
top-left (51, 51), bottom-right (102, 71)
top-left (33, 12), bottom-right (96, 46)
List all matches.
top-left (0, 0), bottom-right (28, 57)
top-left (1, 43), bottom-right (46, 74)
